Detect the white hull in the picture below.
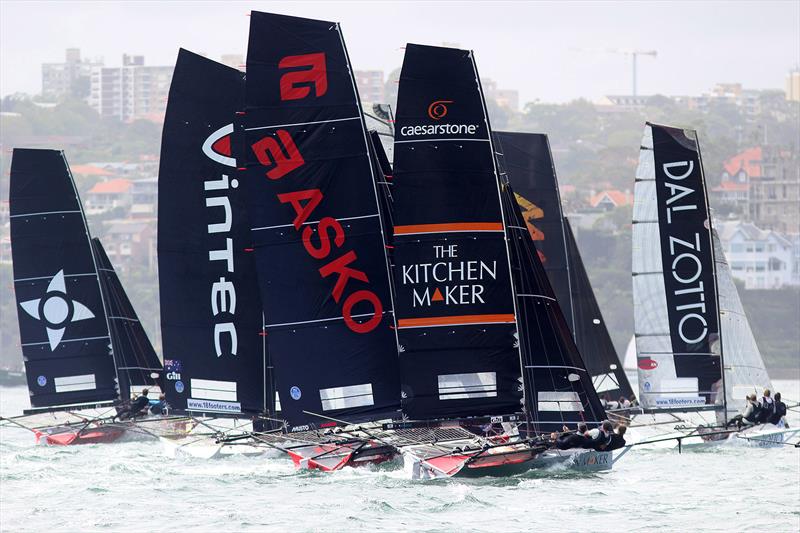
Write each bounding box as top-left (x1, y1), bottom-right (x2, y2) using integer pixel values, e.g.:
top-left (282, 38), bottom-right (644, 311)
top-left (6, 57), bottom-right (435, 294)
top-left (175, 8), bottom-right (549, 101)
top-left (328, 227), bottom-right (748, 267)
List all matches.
top-left (161, 436), bottom-right (269, 459)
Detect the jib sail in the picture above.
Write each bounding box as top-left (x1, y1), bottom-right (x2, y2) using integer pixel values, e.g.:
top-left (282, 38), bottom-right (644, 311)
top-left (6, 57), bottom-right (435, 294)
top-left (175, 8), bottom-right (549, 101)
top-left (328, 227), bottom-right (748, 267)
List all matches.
top-left (92, 237), bottom-right (162, 399)
top-left (158, 49), bottom-right (267, 415)
top-left (392, 44), bottom-right (522, 420)
top-left (633, 123), bottom-right (723, 412)
top-left (10, 149), bottom-right (119, 409)
top-left (501, 183), bottom-right (607, 433)
top-left (563, 218), bottom-right (634, 400)
top-left (494, 131), bottom-right (633, 401)
top-left (712, 230), bottom-right (771, 416)
top-left (240, 12), bottom-right (399, 429)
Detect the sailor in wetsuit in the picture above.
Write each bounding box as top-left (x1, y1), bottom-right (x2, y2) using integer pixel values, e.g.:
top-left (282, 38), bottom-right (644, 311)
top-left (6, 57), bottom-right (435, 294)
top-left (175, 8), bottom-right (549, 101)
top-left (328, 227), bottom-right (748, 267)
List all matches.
top-left (756, 389), bottom-right (774, 424)
top-left (726, 394), bottom-right (760, 428)
top-left (552, 422), bottom-right (590, 450)
top-left (117, 389), bottom-right (150, 420)
top-left (148, 393), bottom-right (167, 415)
top-left (586, 420), bottom-right (614, 451)
top-left (606, 424), bottom-right (627, 451)
top-left (769, 392), bottom-right (788, 427)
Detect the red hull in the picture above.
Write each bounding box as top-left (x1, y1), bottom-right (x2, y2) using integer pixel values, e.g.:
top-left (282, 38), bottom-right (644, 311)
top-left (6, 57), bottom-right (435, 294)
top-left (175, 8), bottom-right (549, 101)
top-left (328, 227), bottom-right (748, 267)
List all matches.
top-left (34, 425), bottom-right (126, 445)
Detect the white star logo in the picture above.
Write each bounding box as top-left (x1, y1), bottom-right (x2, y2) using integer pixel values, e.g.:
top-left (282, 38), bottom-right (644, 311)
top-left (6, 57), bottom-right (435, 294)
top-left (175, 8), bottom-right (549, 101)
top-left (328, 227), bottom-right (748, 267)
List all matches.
top-left (19, 270), bottom-right (95, 351)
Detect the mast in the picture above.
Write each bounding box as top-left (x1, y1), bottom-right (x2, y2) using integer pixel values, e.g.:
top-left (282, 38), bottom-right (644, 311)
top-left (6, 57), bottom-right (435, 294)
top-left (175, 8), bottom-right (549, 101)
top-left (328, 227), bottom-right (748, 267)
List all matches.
top-left (240, 12), bottom-right (400, 430)
top-left (10, 149), bottom-right (119, 410)
top-left (158, 49), bottom-right (267, 416)
top-left (632, 123), bottom-right (723, 413)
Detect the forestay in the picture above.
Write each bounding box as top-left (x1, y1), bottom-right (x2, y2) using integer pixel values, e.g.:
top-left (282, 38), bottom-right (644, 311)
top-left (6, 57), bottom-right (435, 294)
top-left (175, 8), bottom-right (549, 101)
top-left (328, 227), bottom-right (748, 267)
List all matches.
top-left (158, 49), bottom-right (268, 416)
top-left (633, 123), bottom-right (723, 412)
top-left (10, 149), bottom-right (119, 409)
top-left (241, 12), bottom-right (399, 430)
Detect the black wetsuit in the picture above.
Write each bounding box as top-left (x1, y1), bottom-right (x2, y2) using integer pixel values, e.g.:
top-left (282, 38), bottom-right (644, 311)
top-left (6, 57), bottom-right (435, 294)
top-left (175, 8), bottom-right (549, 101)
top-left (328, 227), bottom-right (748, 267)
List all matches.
top-left (555, 433), bottom-right (589, 450)
top-left (757, 398), bottom-right (774, 424)
top-left (769, 400), bottom-right (787, 425)
top-left (606, 433), bottom-right (626, 451)
top-left (119, 395), bottom-right (149, 419)
top-left (587, 430), bottom-right (612, 451)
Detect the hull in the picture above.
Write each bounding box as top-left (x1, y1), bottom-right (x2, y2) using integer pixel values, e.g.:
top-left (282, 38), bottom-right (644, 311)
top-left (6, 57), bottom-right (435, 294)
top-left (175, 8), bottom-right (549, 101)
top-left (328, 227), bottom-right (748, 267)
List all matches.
top-left (161, 436), bottom-right (269, 459)
top-left (287, 441), bottom-right (397, 472)
top-left (402, 440), bottom-right (544, 480)
top-left (531, 449), bottom-right (614, 471)
top-left (34, 424), bottom-right (126, 446)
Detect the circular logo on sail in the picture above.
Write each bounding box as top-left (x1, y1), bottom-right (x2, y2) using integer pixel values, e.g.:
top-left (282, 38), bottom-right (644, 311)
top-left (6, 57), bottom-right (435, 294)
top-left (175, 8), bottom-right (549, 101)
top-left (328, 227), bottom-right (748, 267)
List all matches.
top-left (290, 386), bottom-right (302, 400)
top-left (37, 375), bottom-right (47, 387)
top-left (175, 380), bottom-right (184, 394)
top-left (427, 100), bottom-right (453, 120)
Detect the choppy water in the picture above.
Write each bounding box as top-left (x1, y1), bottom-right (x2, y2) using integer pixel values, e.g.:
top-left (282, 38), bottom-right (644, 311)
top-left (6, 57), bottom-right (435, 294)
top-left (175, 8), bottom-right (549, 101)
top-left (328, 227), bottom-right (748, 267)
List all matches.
top-left (2, 382), bottom-right (799, 532)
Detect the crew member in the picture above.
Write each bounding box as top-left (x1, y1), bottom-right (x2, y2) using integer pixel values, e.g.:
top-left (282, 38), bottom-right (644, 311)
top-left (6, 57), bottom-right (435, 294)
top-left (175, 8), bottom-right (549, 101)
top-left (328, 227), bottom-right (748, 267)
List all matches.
top-left (757, 389), bottom-right (774, 424)
top-left (587, 420), bottom-right (614, 451)
top-left (149, 393), bottom-right (167, 415)
top-left (768, 392), bottom-right (788, 427)
top-left (552, 422), bottom-right (590, 450)
top-left (726, 394), bottom-right (759, 429)
top-left (606, 424), bottom-right (627, 451)
top-left (118, 389), bottom-right (150, 420)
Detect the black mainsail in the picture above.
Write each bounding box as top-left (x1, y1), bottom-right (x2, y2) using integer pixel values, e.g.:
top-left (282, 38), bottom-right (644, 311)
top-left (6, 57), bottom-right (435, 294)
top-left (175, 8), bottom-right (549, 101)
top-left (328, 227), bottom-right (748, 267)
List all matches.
top-left (633, 123), bottom-right (723, 413)
top-left (392, 44), bottom-right (522, 420)
top-left (494, 131), bottom-right (633, 401)
top-left (10, 149), bottom-right (119, 409)
top-left (240, 12), bottom-right (399, 429)
top-left (492, 132), bottom-right (573, 329)
top-left (158, 49), bottom-right (268, 416)
top-left (563, 218), bottom-right (634, 400)
top-left (92, 237), bottom-right (163, 399)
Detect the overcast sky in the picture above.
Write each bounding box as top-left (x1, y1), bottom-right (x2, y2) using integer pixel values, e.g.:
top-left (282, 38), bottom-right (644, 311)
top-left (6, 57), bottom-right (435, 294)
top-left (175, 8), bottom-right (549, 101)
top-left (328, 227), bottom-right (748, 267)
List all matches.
top-left (1, 0), bottom-right (798, 104)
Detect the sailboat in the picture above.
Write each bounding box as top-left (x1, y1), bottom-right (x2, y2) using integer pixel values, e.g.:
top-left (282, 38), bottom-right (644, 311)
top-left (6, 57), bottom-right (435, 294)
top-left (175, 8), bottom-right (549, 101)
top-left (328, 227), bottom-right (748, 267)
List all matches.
top-left (384, 43), bottom-right (614, 479)
top-left (156, 49), bottom-right (275, 458)
top-left (235, 11), bottom-right (401, 470)
top-left (3, 149), bottom-right (176, 445)
top-left (493, 131), bottom-right (635, 405)
top-left (629, 122), bottom-right (797, 448)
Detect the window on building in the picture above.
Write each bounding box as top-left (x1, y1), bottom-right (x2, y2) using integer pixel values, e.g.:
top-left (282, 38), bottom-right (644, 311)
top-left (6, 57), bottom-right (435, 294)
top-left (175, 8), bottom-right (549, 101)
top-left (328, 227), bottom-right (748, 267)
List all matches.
top-left (731, 243), bottom-right (744, 253)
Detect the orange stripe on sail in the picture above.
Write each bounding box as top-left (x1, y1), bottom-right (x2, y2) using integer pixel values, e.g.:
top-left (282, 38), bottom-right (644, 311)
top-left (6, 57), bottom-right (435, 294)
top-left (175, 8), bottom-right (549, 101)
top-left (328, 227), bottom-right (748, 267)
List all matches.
top-left (393, 222), bottom-right (503, 235)
top-left (397, 314), bottom-right (516, 328)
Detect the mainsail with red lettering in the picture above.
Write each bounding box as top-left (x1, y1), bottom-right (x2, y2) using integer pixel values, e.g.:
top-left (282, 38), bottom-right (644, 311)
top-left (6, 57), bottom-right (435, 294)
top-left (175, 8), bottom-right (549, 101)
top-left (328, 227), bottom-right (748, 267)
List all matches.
top-left (240, 12), bottom-right (399, 429)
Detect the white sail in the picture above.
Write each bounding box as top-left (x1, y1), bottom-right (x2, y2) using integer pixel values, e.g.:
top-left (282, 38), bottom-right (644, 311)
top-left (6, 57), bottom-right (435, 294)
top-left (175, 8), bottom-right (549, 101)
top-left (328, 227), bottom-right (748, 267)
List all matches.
top-left (632, 124), bottom-right (723, 411)
top-left (712, 230), bottom-right (772, 414)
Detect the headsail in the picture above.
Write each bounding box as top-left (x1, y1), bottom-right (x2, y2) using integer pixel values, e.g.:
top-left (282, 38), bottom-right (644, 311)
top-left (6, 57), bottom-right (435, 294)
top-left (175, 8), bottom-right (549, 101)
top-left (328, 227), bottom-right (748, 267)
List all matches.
top-left (241, 12), bottom-right (399, 429)
top-left (392, 44), bottom-right (522, 420)
top-left (564, 218), bottom-right (634, 400)
top-left (633, 123), bottom-right (723, 412)
top-left (10, 149), bottom-right (119, 409)
top-left (92, 237), bottom-right (162, 398)
top-left (158, 49), bottom-right (267, 415)
top-left (500, 183), bottom-right (608, 432)
top-left (712, 231), bottom-right (771, 414)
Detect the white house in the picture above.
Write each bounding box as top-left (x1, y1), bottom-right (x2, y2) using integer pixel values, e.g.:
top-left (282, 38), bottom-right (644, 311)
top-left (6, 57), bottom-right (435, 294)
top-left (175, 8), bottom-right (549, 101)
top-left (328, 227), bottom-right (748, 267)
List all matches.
top-left (717, 220), bottom-right (797, 289)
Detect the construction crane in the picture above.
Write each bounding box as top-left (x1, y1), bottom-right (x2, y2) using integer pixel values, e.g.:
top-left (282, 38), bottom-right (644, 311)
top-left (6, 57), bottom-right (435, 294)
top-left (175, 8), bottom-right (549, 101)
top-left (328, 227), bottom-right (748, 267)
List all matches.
top-left (573, 47), bottom-right (657, 96)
